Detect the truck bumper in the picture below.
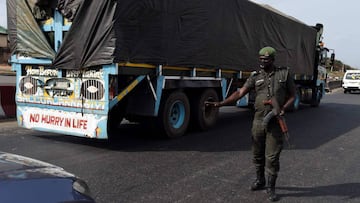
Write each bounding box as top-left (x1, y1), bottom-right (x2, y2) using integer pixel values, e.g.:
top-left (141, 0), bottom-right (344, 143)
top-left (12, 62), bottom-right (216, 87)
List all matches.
top-left (17, 106), bottom-right (109, 139)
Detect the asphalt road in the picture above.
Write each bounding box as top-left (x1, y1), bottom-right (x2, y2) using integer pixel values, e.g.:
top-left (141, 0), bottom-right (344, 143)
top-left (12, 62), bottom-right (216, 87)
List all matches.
top-left (0, 89), bottom-right (359, 203)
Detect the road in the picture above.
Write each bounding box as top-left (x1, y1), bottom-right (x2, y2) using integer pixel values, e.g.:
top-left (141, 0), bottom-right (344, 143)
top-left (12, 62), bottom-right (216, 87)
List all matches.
top-left (0, 89), bottom-right (359, 203)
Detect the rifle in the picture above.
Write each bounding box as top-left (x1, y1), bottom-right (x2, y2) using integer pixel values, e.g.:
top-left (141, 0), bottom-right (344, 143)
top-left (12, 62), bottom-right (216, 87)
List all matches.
top-left (263, 97), bottom-right (292, 148)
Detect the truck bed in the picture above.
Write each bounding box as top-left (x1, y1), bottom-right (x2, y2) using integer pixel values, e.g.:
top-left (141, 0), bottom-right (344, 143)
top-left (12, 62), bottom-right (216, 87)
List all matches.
top-left (8, 0), bottom-right (317, 76)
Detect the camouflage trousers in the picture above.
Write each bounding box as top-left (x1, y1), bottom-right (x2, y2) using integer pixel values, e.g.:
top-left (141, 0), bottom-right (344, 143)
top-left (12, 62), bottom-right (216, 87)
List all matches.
top-left (251, 117), bottom-right (284, 176)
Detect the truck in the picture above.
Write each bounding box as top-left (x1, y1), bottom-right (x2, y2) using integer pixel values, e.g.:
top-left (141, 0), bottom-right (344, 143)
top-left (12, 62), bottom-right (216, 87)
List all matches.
top-left (7, 0), bottom-right (333, 139)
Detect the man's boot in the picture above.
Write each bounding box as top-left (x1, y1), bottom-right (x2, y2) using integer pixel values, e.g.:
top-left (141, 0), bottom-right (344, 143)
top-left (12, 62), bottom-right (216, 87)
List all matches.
top-left (250, 170), bottom-right (265, 191)
top-left (266, 175), bottom-right (279, 201)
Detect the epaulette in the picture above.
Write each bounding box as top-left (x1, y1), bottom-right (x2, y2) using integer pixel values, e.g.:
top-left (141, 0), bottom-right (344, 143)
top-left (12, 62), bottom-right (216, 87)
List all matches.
top-left (250, 70), bottom-right (260, 76)
top-left (276, 66), bottom-right (290, 71)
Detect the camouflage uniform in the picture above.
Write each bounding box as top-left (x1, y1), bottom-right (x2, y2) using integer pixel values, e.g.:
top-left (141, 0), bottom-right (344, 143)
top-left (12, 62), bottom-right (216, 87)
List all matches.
top-left (244, 66), bottom-right (296, 176)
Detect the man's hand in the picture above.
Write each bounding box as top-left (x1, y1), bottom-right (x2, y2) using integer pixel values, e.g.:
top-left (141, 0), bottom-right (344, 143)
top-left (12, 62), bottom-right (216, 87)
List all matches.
top-left (279, 109), bottom-right (285, 116)
top-left (205, 101), bottom-right (222, 108)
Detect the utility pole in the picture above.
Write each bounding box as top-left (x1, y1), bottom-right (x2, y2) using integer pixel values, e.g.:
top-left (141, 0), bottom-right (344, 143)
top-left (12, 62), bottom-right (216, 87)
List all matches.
top-left (328, 49), bottom-right (335, 72)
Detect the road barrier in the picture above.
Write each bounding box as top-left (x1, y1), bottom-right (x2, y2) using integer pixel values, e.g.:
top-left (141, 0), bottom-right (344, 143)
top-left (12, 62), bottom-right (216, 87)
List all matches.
top-left (326, 80), bottom-right (342, 92)
top-left (0, 85), bottom-right (16, 118)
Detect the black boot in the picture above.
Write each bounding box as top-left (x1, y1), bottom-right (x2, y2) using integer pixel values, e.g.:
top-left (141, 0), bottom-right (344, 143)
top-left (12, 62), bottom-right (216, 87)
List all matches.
top-left (266, 175), bottom-right (279, 201)
top-left (250, 170), bottom-right (265, 191)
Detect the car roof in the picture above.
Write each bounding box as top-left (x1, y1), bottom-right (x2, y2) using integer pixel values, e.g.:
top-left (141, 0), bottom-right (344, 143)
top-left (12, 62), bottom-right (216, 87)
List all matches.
top-left (345, 70), bottom-right (360, 73)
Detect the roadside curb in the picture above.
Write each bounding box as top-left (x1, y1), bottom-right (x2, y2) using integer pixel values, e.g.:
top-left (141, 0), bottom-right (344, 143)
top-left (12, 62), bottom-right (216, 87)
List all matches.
top-left (327, 80), bottom-right (342, 91)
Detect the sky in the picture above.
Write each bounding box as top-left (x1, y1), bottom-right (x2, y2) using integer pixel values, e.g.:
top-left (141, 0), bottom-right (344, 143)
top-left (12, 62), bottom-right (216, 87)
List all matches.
top-left (0, 0), bottom-right (358, 69)
top-left (0, 0), bottom-right (6, 29)
top-left (251, 0), bottom-right (359, 69)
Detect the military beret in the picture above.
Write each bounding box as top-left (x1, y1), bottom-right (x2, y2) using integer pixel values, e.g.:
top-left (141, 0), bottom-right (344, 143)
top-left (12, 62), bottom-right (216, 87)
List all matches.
top-left (259, 46), bottom-right (276, 58)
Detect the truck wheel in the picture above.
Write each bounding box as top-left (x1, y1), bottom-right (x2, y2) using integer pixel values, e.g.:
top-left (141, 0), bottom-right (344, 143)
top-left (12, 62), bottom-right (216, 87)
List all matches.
top-left (310, 87), bottom-right (321, 107)
top-left (158, 91), bottom-right (190, 138)
top-left (190, 88), bottom-right (219, 131)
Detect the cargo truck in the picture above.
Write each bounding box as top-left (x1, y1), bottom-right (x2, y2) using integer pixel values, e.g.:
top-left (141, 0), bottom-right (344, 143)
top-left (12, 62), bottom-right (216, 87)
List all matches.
top-left (7, 0), bottom-right (333, 139)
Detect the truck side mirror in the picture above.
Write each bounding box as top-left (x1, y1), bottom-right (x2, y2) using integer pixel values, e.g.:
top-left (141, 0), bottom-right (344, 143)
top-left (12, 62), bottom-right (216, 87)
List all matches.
top-left (330, 53), bottom-right (335, 65)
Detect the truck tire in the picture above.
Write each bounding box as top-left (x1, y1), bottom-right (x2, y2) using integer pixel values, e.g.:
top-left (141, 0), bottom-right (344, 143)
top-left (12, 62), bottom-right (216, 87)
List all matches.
top-left (158, 91), bottom-right (190, 138)
top-left (190, 88), bottom-right (219, 131)
top-left (310, 87), bottom-right (321, 107)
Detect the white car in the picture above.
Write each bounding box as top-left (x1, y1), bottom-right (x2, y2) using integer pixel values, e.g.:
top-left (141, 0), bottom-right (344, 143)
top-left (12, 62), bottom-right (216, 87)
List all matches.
top-left (342, 70), bottom-right (360, 93)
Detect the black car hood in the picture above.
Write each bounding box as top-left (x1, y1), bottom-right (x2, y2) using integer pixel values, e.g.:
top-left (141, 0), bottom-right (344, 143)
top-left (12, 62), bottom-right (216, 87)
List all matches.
top-left (0, 152), bottom-right (75, 180)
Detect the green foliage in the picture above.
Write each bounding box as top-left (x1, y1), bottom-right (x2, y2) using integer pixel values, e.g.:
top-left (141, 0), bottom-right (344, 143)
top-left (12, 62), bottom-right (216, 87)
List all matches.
top-left (326, 58), bottom-right (355, 72)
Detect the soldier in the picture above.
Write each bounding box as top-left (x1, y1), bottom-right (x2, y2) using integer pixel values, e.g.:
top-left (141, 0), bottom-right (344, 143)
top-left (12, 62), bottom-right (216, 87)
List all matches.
top-left (206, 46), bottom-right (296, 201)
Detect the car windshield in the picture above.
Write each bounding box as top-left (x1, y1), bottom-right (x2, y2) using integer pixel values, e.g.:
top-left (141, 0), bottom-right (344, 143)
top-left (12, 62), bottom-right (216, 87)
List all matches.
top-left (345, 73), bottom-right (360, 80)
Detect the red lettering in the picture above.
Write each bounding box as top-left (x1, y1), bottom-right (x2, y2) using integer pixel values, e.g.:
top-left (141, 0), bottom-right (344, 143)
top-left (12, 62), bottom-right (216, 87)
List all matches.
top-left (29, 113), bottom-right (73, 127)
top-left (54, 117), bottom-right (60, 126)
top-left (65, 118), bottom-right (71, 127)
top-left (72, 118), bottom-right (77, 128)
top-left (50, 116), bottom-right (55, 125)
top-left (41, 114), bottom-right (48, 123)
top-left (83, 120), bottom-right (88, 130)
top-left (29, 114), bottom-right (34, 122)
top-left (71, 118), bottom-right (88, 130)
top-left (59, 117), bottom-right (64, 126)
top-left (30, 113), bottom-right (39, 123)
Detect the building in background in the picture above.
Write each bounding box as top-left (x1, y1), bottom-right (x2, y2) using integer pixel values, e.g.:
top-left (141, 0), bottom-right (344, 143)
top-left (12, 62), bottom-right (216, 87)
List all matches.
top-left (0, 26), bottom-right (10, 64)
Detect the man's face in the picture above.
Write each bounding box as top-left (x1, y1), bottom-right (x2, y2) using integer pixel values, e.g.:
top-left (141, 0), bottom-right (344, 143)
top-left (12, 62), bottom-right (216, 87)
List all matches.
top-left (259, 56), bottom-right (273, 69)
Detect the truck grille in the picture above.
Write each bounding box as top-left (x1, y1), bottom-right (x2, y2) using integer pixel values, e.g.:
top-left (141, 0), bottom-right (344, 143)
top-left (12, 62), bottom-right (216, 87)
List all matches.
top-left (44, 78), bottom-right (74, 97)
top-left (19, 76), bottom-right (38, 95)
top-left (81, 79), bottom-right (105, 100)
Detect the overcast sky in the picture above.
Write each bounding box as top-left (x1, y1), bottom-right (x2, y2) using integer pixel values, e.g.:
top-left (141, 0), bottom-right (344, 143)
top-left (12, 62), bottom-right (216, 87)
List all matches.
top-left (0, 0), bottom-right (358, 68)
top-left (251, 0), bottom-right (358, 69)
top-left (0, 0), bottom-right (6, 29)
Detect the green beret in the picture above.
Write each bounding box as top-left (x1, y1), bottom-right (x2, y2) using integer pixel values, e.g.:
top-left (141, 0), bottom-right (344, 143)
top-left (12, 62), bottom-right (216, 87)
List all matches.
top-left (259, 46), bottom-right (276, 58)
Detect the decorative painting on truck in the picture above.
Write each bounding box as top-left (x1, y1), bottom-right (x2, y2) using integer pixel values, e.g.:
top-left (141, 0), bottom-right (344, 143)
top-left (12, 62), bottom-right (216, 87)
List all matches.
top-left (17, 65), bottom-right (106, 110)
top-left (15, 65), bottom-right (110, 138)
